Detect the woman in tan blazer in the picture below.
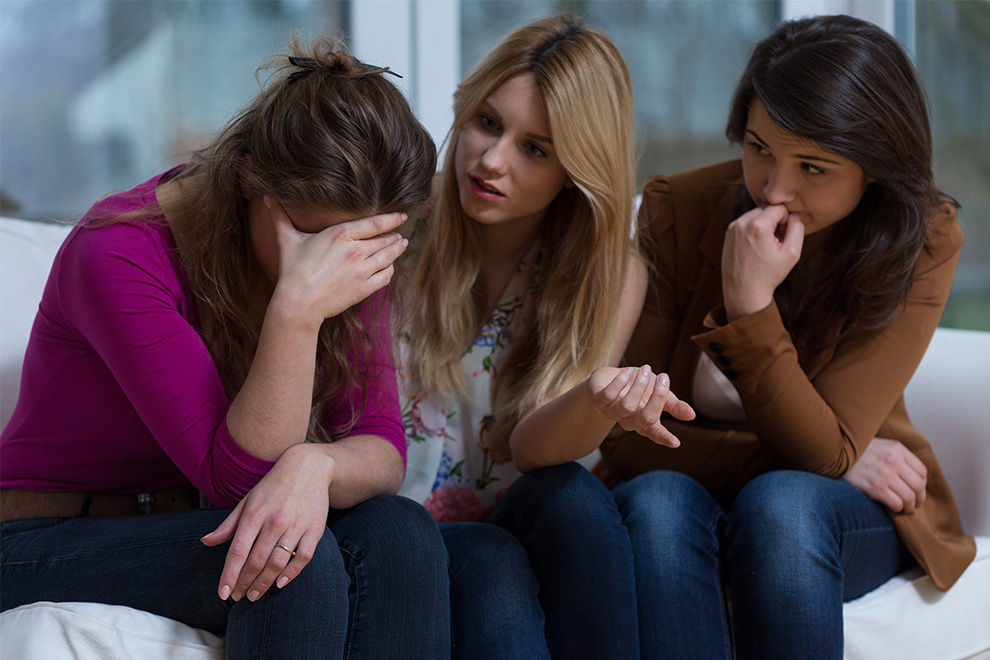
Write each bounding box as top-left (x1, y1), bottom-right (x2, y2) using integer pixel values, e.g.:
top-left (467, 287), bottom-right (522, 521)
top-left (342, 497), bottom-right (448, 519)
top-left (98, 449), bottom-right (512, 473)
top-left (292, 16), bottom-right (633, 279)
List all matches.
top-left (597, 15), bottom-right (975, 660)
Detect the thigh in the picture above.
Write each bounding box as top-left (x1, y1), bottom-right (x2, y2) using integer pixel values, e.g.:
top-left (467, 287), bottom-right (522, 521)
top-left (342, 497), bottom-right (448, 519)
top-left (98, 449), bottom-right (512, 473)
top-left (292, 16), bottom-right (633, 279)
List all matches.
top-left (441, 522), bottom-right (548, 660)
top-left (728, 470), bottom-right (911, 600)
top-left (487, 463), bottom-right (640, 660)
top-left (1, 510), bottom-right (233, 633)
top-left (613, 470), bottom-right (732, 660)
top-left (328, 494), bottom-right (450, 660)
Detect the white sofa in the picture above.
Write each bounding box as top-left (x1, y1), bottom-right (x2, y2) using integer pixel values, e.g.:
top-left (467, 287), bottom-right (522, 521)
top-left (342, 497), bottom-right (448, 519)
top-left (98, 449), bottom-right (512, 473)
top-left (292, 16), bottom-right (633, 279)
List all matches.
top-left (1, 215), bottom-right (989, 659)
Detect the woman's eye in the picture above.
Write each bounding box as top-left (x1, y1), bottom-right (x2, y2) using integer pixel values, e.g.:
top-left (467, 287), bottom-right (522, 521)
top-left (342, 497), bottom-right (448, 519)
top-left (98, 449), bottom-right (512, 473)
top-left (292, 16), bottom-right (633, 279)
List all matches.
top-left (478, 114), bottom-right (499, 131)
top-left (747, 141), bottom-right (770, 156)
top-left (802, 162), bottom-right (826, 175)
top-left (524, 142), bottom-right (548, 158)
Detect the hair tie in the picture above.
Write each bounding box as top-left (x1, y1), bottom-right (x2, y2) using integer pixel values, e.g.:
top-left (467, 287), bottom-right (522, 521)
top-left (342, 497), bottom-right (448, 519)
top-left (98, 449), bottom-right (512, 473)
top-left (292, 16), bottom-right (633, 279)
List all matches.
top-left (287, 55), bottom-right (404, 83)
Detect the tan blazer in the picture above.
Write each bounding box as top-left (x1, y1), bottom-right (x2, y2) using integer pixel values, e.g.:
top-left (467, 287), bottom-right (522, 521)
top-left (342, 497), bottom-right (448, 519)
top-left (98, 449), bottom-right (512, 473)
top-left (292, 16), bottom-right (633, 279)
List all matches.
top-left (597, 160), bottom-right (975, 590)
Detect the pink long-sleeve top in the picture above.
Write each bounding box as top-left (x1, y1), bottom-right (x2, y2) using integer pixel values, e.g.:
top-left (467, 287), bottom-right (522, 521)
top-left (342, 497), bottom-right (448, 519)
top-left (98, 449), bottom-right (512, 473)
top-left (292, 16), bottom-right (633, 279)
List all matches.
top-left (0, 170), bottom-right (406, 508)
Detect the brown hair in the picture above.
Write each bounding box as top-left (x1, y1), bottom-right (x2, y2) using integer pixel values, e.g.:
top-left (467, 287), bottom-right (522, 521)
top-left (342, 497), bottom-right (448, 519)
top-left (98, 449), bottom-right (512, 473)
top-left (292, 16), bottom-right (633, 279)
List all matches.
top-left (167, 34), bottom-right (435, 441)
top-left (726, 14), bottom-right (945, 348)
top-left (403, 14), bottom-right (635, 461)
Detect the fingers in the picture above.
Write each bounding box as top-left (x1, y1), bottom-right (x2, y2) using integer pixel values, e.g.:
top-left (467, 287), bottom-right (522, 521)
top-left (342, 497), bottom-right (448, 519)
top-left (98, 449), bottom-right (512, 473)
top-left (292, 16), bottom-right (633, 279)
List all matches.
top-left (241, 533), bottom-right (302, 602)
top-left (272, 528), bottom-right (320, 591)
top-left (780, 212), bottom-right (805, 253)
top-left (663, 391), bottom-right (696, 421)
top-left (594, 367), bottom-right (637, 409)
top-left (364, 233), bottom-right (409, 274)
top-left (201, 499), bottom-right (244, 548)
top-left (338, 212), bottom-right (407, 240)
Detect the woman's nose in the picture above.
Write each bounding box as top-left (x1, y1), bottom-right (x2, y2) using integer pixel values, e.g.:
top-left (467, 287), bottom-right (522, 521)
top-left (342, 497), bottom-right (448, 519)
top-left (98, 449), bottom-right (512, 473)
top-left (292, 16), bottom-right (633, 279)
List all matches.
top-left (479, 137), bottom-right (510, 176)
top-left (764, 166), bottom-right (796, 206)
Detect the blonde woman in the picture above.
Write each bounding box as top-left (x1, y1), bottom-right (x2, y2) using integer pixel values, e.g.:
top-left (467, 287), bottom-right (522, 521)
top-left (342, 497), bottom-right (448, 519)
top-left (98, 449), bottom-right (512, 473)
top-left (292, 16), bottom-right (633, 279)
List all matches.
top-left (396, 14), bottom-right (694, 658)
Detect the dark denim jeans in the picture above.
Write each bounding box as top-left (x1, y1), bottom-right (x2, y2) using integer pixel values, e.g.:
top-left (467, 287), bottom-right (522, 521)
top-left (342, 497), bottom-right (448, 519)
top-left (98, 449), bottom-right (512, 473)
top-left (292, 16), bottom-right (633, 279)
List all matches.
top-left (614, 469), bottom-right (914, 660)
top-left (442, 462), bottom-right (640, 660)
top-left (1, 494), bottom-right (450, 659)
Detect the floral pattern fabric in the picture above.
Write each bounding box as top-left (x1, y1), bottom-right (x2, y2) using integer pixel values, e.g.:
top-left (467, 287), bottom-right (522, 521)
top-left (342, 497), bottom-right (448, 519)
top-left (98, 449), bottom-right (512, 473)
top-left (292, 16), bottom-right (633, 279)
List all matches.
top-left (396, 253), bottom-right (537, 522)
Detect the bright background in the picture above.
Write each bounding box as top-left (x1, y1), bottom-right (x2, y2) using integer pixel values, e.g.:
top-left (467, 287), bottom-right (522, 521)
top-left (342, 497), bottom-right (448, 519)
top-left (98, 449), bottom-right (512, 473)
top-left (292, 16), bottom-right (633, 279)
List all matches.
top-left (2, 0), bottom-right (986, 329)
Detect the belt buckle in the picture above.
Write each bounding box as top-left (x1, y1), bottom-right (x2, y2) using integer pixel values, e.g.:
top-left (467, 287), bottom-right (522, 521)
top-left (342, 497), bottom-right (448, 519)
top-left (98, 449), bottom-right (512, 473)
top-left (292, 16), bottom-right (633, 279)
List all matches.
top-left (136, 492), bottom-right (155, 515)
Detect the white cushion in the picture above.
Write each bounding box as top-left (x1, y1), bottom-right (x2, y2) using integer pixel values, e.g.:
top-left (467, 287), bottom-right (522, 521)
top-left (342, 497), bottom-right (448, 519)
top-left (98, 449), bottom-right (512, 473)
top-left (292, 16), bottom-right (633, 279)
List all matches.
top-left (0, 601), bottom-right (223, 659)
top-left (0, 216), bottom-right (73, 429)
top-left (843, 537), bottom-right (990, 660)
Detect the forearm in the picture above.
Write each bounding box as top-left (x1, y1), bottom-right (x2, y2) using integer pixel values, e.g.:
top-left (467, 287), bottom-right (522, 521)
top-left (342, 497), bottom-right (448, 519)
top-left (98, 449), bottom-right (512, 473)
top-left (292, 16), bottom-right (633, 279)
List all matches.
top-left (226, 295), bottom-right (320, 460)
top-left (509, 377), bottom-right (616, 472)
top-left (306, 435), bottom-right (405, 509)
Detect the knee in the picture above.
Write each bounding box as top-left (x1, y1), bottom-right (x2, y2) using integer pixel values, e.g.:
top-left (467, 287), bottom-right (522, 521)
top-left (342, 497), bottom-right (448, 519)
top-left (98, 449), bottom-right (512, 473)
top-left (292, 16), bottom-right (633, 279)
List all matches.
top-left (512, 462), bottom-right (613, 519)
top-left (342, 495), bottom-right (446, 576)
top-left (727, 471), bottom-right (837, 570)
top-left (442, 523), bottom-right (536, 596)
top-left (614, 471), bottom-right (723, 561)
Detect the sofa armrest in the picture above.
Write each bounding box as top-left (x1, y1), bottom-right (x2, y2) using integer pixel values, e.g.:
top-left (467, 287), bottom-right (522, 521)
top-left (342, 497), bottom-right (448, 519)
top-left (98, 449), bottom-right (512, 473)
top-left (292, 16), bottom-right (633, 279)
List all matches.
top-left (903, 327), bottom-right (990, 537)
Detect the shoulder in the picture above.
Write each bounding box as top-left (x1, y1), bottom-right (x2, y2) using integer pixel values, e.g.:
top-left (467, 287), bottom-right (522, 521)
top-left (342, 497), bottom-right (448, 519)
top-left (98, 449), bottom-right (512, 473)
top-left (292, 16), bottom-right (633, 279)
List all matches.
top-left (907, 196), bottom-right (965, 302)
top-left (641, 160), bottom-right (743, 224)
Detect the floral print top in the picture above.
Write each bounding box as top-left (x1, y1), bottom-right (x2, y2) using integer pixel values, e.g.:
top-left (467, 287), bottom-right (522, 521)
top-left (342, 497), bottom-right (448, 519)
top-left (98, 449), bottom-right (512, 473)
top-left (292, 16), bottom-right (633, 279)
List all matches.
top-left (396, 251), bottom-right (538, 522)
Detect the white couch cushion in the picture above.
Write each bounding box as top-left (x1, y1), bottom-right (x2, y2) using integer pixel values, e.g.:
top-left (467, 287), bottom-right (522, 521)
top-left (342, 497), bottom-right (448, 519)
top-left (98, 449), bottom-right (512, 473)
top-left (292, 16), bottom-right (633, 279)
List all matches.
top-left (0, 601), bottom-right (223, 659)
top-left (0, 216), bottom-right (73, 429)
top-left (843, 536), bottom-right (990, 660)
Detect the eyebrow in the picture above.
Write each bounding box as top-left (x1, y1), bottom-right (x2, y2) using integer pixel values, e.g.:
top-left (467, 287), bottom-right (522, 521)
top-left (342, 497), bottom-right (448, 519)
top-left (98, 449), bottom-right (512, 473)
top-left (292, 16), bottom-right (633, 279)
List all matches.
top-left (746, 129), bottom-right (842, 165)
top-left (483, 100), bottom-right (553, 144)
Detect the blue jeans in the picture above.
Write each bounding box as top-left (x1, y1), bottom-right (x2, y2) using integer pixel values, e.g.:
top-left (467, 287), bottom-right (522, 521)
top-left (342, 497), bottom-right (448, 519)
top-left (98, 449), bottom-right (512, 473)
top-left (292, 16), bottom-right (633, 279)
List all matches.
top-left (1, 494), bottom-right (450, 659)
top-left (613, 470), bottom-right (914, 660)
top-left (442, 462), bottom-right (640, 660)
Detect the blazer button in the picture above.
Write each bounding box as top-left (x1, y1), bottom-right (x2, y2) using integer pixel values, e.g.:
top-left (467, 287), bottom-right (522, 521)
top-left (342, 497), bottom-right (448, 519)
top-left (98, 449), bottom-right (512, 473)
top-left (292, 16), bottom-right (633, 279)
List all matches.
top-left (708, 342), bottom-right (724, 354)
top-left (715, 354), bottom-right (731, 368)
top-left (724, 369), bottom-right (738, 381)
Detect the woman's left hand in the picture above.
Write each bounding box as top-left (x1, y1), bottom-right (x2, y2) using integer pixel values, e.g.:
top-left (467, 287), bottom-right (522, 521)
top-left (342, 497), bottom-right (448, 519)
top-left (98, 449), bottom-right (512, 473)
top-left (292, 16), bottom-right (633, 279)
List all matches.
top-left (201, 443), bottom-right (334, 602)
top-left (842, 437), bottom-right (928, 513)
top-left (589, 365), bottom-right (696, 448)
top-left (721, 204), bottom-right (804, 321)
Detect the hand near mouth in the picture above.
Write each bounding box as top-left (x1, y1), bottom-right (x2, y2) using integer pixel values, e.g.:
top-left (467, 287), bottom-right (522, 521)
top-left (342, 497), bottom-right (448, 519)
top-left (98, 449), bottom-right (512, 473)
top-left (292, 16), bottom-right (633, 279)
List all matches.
top-left (720, 204), bottom-right (805, 321)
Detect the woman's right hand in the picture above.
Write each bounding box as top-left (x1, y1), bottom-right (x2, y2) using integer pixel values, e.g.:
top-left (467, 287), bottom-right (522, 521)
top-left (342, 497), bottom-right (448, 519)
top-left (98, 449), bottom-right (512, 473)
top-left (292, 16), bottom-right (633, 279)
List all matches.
top-left (721, 204), bottom-right (804, 321)
top-left (842, 437), bottom-right (928, 513)
top-left (201, 443), bottom-right (334, 603)
top-left (267, 197), bottom-right (408, 324)
top-left (589, 365), bottom-right (696, 448)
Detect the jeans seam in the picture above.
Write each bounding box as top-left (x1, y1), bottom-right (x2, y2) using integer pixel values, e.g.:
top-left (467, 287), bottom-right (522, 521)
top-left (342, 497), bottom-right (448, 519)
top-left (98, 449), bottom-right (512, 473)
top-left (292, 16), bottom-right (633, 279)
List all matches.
top-left (338, 544), bottom-right (363, 660)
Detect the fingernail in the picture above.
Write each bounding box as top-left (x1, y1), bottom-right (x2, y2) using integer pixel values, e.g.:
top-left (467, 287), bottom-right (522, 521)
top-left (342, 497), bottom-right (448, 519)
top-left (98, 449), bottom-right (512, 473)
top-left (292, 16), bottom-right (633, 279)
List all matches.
top-left (400, 213), bottom-right (408, 223)
top-left (277, 575), bottom-right (289, 589)
top-left (263, 196), bottom-right (272, 209)
top-left (232, 590), bottom-right (243, 602)
top-left (247, 590), bottom-right (261, 602)
top-left (658, 373), bottom-right (670, 388)
top-left (219, 584), bottom-right (231, 600)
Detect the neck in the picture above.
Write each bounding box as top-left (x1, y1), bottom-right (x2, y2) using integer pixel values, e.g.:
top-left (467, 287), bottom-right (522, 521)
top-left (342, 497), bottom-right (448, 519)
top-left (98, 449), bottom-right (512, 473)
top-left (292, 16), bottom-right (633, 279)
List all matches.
top-left (477, 213), bottom-right (543, 312)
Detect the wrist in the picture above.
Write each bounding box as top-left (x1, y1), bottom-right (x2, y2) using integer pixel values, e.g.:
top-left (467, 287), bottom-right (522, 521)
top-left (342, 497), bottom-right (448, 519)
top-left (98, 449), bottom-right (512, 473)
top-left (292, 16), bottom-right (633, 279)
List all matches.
top-left (266, 288), bottom-right (323, 333)
top-left (283, 443), bottom-right (337, 488)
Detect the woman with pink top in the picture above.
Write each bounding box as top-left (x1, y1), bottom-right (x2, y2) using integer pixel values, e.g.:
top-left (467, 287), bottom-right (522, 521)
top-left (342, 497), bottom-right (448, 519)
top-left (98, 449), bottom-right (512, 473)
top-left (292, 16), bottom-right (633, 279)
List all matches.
top-left (0, 36), bottom-right (449, 658)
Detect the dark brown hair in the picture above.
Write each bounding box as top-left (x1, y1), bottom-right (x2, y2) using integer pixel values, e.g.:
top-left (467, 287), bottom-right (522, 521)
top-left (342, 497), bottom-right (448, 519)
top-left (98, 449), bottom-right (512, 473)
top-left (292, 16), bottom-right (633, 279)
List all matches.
top-left (726, 14), bottom-right (945, 348)
top-left (169, 34), bottom-right (436, 441)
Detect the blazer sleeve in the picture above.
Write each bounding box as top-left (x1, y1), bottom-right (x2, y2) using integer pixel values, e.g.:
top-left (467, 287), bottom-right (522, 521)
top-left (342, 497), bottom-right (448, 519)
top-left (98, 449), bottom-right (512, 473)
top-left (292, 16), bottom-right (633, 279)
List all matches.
top-left (691, 203), bottom-right (964, 476)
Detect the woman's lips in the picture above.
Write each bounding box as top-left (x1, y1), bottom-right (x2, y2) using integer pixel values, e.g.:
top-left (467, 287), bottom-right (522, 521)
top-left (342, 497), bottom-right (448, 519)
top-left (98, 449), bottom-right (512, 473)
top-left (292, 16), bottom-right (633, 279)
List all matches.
top-left (469, 175), bottom-right (505, 201)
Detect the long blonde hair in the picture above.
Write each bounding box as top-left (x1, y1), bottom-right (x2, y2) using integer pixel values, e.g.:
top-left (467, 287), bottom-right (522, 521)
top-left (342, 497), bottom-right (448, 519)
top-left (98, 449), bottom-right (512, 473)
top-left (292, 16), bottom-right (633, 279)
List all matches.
top-left (406, 14), bottom-right (634, 461)
top-left (162, 35), bottom-right (435, 442)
